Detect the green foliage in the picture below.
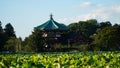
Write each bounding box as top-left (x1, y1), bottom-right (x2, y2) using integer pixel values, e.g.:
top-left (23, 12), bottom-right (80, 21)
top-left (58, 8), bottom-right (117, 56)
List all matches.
top-left (3, 23), bottom-right (16, 51)
top-left (0, 21), bottom-right (5, 51)
top-left (53, 44), bottom-right (91, 52)
top-left (0, 21), bottom-right (3, 33)
top-left (68, 23), bottom-right (78, 33)
top-left (68, 19), bottom-right (98, 37)
top-left (99, 21), bottom-right (112, 29)
top-left (93, 26), bottom-right (120, 51)
top-left (23, 36), bottom-right (37, 52)
top-left (77, 44), bottom-right (89, 51)
top-left (0, 19), bottom-right (119, 52)
top-left (0, 52), bottom-right (120, 67)
top-left (24, 29), bottom-right (45, 52)
top-left (4, 23), bottom-right (16, 39)
top-left (4, 37), bottom-right (22, 52)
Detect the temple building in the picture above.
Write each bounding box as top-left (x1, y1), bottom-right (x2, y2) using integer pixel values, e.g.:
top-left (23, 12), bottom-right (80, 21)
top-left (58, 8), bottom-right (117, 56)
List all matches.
top-left (35, 14), bottom-right (69, 46)
top-left (35, 14), bottom-right (69, 37)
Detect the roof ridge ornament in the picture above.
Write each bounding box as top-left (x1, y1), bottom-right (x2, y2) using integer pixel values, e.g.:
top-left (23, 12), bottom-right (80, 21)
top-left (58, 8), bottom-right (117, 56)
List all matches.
top-left (50, 13), bottom-right (53, 19)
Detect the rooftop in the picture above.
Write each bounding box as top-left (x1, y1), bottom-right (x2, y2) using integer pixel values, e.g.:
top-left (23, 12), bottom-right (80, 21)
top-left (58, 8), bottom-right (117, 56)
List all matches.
top-left (35, 14), bottom-right (69, 31)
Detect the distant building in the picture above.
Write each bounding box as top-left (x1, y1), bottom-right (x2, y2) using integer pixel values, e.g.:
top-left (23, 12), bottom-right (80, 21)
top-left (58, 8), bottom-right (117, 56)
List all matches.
top-left (35, 14), bottom-right (69, 46)
top-left (35, 14), bottom-right (69, 37)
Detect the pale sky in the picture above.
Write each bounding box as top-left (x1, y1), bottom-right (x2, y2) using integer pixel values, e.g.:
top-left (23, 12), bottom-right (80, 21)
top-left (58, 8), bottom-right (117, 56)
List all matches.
top-left (0, 0), bottom-right (120, 39)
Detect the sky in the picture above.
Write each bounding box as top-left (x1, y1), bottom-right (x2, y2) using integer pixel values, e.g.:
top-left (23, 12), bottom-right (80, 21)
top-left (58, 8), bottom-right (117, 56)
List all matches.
top-left (0, 0), bottom-right (120, 39)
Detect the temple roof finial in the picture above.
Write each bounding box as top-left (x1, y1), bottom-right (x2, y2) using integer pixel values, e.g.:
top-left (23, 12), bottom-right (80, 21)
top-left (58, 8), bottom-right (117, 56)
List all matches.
top-left (50, 13), bottom-right (53, 19)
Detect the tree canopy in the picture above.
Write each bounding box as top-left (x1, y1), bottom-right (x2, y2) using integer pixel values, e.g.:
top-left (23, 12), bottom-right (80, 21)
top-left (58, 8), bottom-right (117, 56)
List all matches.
top-left (0, 22), bottom-right (17, 52)
top-left (93, 26), bottom-right (120, 51)
top-left (0, 19), bottom-right (120, 52)
top-left (68, 19), bottom-right (98, 37)
top-left (0, 21), bottom-right (4, 51)
top-left (4, 23), bottom-right (16, 39)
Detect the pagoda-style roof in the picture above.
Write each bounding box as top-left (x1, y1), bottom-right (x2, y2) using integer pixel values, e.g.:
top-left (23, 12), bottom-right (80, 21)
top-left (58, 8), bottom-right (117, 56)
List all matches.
top-left (35, 14), bottom-right (69, 31)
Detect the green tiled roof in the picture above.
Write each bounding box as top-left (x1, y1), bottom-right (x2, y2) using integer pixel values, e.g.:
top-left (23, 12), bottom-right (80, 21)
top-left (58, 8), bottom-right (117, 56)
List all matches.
top-left (35, 14), bottom-right (69, 31)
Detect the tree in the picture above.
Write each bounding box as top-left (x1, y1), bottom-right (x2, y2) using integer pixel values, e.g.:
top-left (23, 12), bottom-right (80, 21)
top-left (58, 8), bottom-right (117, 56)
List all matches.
top-left (78, 21), bottom-right (88, 35)
top-left (23, 36), bottom-right (37, 52)
top-left (81, 19), bottom-right (98, 37)
top-left (113, 24), bottom-right (120, 27)
top-left (2, 23), bottom-right (16, 51)
top-left (23, 29), bottom-right (45, 52)
top-left (68, 19), bottom-right (98, 37)
top-left (68, 23), bottom-right (78, 33)
top-left (4, 37), bottom-right (22, 52)
top-left (86, 19), bottom-right (98, 36)
top-left (4, 23), bottom-right (16, 40)
top-left (93, 26), bottom-right (120, 51)
top-left (99, 21), bottom-right (112, 29)
top-left (0, 21), bottom-right (5, 51)
top-left (0, 21), bottom-right (3, 33)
